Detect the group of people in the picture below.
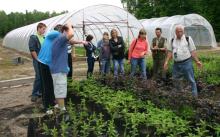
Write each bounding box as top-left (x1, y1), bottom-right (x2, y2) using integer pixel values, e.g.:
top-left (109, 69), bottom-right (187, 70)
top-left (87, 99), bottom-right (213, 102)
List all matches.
top-left (84, 28), bottom-right (149, 79)
top-left (29, 22), bottom-right (202, 114)
top-left (29, 22), bottom-right (87, 113)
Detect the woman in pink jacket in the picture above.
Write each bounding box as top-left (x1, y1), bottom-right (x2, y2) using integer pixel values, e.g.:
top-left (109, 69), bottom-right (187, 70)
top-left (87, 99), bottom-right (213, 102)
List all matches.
top-left (128, 29), bottom-right (149, 79)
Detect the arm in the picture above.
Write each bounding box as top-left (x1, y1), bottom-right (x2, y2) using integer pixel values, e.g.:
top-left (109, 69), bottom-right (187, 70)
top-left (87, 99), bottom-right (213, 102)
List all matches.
top-left (151, 46), bottom-right (158, 50)
top-left (191, 50), bottom-right (202, 69)
top-left (188, 36), bottom-right (202, 69)
top-left (159, 48), bottom-right (166, 51)
top-left (97, 40), bottom-right (102, 49)
top-left (151, 38), bottom-right (158, 51)
top-left (144, 38), bottom-right (149, 55)
top-left (93, 43), bottom-right (96, 51)
top-left (31, 51), bottom-right (38, 60)
top-left (128, 39), bottom-right (136, 60)
top-left (99, 46), bottom-right (103, 59)
top-left (164, 51), bottom-right (172, 71)
top-left (28, 35), bottom-right (38, 60)
top-left (121, 37), bottom-right (125, 49)
top-left (84, 43), bottom-right (91, 51)
top-left (109, 40), bottom-right (118, 51)
top-left (69, 39), bottom-right (87, 45)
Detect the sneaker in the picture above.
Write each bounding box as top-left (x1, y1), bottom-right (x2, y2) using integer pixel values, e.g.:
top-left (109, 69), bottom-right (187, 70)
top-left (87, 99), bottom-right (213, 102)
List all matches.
top-left (31, 96), bottom-right (38, 102)
top-left (46, 110), bottom-right (53, 115)
top-left (54, 104), bottom-right (59, 109)
top-left (54, 104), bottom-right (66, 111)
top-left (60, 107), bottom-right (66, 111)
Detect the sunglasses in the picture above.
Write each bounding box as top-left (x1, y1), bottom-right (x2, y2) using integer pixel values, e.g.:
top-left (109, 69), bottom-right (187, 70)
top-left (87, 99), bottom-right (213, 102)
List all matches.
top-left (140, 32), bottom-right (146, 35)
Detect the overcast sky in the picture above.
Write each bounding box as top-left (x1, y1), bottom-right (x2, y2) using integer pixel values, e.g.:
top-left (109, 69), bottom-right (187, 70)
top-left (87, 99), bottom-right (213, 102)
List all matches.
top-left (0, 0), bottom-right (123, 14)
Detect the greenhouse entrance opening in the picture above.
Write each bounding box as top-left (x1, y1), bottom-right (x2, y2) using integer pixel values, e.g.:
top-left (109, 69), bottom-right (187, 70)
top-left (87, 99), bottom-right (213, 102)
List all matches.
top-left (185, 25), bottom-right (212, 49)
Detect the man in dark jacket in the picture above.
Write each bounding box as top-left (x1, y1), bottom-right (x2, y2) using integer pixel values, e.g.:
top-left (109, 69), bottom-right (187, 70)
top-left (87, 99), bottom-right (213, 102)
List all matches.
top-left (28, 22), bottom-right (46, 102)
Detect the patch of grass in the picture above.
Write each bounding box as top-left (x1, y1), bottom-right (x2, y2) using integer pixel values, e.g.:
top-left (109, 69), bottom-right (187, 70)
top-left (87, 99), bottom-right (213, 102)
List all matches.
top-left (74, 46), bottom-right (85, 56)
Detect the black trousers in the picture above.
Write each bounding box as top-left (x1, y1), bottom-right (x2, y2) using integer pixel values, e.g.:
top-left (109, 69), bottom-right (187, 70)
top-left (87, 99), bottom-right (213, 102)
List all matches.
top-left (87, 57), bottom-right (95, 78)
top-left (67, 53), bottom-right (73, 79)
top-left (38, 62), bottom-right (55, 110)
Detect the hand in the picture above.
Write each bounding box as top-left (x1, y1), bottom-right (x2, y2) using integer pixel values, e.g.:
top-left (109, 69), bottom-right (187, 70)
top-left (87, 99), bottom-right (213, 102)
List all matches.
top-left (128, 60), bottom-right (131, 64)
top-left (154, 46), bottom-right (159, 49)
top-left (163, 62), bottom-right (168, 71)
top-left (196, 61), bottom-right (202, 69)
top-left (140, 52), bottom-right (145, 57)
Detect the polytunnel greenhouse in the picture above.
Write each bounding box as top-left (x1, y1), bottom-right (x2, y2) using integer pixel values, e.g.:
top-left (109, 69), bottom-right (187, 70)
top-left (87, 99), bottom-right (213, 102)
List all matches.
top-left (140, 14), bottom-right (217, 48)
top-left (3, 4), bottom-right (144, 53)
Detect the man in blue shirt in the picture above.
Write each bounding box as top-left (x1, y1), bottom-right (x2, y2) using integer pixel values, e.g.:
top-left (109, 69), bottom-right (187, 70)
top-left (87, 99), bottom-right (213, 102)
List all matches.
top-left (37, 24), bottom-right (62, 112)
top-left (50, 23), bottom-right (74, 111)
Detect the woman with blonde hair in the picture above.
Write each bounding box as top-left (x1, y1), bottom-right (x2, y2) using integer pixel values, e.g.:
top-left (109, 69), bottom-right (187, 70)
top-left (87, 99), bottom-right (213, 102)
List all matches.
top-left (128, 28), bottom-right (149, 79)
top-left (109, 29), bottom-right (125, 77)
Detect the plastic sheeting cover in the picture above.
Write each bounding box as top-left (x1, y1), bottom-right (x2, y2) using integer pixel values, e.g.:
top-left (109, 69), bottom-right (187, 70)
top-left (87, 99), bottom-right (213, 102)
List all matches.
top-left (3, 4), bottom-right (144, 53)
top-left (141, 14), bottom-right (217, 48)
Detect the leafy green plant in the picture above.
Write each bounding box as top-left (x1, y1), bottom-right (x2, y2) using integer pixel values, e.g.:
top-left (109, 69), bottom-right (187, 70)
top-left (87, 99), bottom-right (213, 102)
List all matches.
top-left (80, 121), bottom-right (90, 137)
top-left (94, 113), bottom-right (106, 136)
top-left (107, 119), bottom-right (119, 137)
top-left (194, 120), bottom-right (211, 137)
top-left (214, 123), bottom-right (220, 137)
top-left (51, 127), bottom-right (58, 137)
top-left (42, 123), bottom-right (50, 136)
top-left (61, 118), bottom-right (69, 137)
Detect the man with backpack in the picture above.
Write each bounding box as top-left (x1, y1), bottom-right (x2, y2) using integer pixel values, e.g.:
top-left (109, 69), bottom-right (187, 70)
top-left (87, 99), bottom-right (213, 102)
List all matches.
top-left (28, 22), bottom-right (47, 102)
top-left (164, 25), bottom-right (202, 97)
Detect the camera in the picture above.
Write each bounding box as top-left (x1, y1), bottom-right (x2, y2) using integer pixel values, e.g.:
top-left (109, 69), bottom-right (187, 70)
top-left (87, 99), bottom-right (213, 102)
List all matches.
top-left (174, 52), bottom-right (177, 58)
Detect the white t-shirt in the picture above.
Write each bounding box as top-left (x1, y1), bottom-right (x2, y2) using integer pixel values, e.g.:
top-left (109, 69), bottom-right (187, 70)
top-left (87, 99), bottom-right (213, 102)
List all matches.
top-left (167, 35), bottom-right (196, 62)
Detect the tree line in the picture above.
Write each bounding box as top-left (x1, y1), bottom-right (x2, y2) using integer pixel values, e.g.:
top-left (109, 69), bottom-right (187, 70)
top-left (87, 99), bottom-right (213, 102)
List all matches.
top-left (0, 10), bottom-right (65, 38)
top-left (122, 0), bottom-right (220, 41)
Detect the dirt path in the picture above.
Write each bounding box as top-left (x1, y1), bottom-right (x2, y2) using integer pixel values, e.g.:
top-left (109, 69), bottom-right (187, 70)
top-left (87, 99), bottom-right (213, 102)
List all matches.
top-left (0, 85), bottom-right (39, 137)
top-left (0, 46), bottom-right (34, 81)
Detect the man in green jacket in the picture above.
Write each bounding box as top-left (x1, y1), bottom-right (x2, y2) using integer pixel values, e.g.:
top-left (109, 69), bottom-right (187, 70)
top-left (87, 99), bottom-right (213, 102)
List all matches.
top-left (151, 28), bottom-right (167, 80)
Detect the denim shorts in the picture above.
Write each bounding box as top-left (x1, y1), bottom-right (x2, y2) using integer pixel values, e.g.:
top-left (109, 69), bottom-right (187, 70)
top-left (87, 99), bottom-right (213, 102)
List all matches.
top-left (52, 73), bottom-right (67, 98)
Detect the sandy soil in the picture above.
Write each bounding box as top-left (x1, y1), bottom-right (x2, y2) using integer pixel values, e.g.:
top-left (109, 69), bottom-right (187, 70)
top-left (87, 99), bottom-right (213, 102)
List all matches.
top-left (0, 46), bottom-right (34, 81)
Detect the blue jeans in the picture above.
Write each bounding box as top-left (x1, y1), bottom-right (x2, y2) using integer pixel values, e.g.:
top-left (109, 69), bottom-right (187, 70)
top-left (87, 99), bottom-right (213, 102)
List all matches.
top-left (32, 59), bottom-right (41, 96)
top-left (130, 58), bottom-right (147, 79)
top-left (87, 57), bottom-right (95, 78)
top-left (100, 59), bottom-right (110, 75)
top-left (113, 59), bottom-right (124, 77)
top-left (172, 58), bottom-right (198, 96)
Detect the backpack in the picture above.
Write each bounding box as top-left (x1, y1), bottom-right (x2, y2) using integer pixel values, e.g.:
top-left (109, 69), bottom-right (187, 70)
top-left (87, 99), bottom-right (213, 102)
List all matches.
top-left (171, 36), bottom-right (189, 49)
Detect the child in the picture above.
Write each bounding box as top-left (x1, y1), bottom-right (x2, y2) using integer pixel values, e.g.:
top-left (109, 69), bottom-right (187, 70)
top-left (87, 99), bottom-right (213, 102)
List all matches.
top-left (84, 34), bottom-right (97, 78)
